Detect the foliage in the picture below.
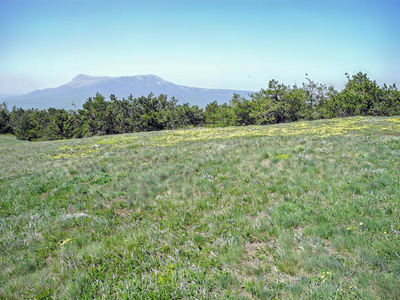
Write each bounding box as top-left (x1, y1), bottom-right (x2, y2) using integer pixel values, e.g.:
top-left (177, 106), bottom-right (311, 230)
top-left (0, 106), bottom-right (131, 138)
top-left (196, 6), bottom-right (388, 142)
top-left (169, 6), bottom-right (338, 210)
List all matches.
top-left (324, 72), bottom-right (400, 117)
top-left (47, 108), bottom-right (75, 140)
top-left (2, 72), bottom-right (400, 141)
top-left (0, 102), bottom-right (12, 134)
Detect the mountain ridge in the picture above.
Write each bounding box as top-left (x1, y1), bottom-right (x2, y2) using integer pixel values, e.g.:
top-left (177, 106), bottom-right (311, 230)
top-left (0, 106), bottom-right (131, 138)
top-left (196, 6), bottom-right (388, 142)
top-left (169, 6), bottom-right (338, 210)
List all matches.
top-left (3, 75), bottom-right (254, 109)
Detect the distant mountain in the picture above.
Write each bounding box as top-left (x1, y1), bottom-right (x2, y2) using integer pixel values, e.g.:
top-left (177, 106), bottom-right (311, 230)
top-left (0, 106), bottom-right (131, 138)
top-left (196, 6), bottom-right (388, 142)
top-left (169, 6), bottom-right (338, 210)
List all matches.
top-left (3, 74), bottom-right (254, 109)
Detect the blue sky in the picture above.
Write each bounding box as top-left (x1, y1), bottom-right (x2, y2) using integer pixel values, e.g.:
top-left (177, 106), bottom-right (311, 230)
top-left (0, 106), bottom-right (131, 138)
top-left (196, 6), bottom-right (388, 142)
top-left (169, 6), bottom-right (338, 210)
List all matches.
top-left (0, 0), bottom-right (399, 95)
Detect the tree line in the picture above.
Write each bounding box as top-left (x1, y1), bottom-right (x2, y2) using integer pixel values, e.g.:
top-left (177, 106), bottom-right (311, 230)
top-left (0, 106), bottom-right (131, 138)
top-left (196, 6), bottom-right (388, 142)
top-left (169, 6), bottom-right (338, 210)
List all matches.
top-left (1, 72), bottom-right (399, 141)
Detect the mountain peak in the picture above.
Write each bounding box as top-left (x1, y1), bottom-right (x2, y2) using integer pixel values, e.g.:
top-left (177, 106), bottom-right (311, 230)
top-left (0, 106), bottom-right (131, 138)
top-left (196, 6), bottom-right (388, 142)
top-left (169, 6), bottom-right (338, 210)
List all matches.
top-left (120, 74), bottom-right (164, 81)
top-left (71, 74), bottom-right (164, 83)
top-left (71, 74), bottom-right (111, 81)
top-left (73, 74), bottom-right (91, 80)
top-left (5, 74), bottom-right (254, 109)
top-left (67, 74), bottom-right (111, 88)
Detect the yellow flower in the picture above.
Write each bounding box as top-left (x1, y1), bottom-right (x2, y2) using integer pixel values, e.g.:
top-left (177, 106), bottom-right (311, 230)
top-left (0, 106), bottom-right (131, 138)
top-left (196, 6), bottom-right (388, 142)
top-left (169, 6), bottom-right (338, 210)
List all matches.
top-left (347, 227), bottom-right (351, 230)
top-left (384, 231), bottom-right (387, 234)
top-left (59, 238), bottom-right (76, 246)
top-left (359, 222), bottom-right (363, 226)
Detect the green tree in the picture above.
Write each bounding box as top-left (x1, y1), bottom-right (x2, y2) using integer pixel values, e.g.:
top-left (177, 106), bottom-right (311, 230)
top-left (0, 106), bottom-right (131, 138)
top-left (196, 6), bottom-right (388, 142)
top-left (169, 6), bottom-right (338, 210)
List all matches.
top-left (374, 84), bottom-right (400, 116)
top-left (302, 75), bottom-right (332, 120)
top-left (324, 72), bottom-right (386, 117)
top-left (109, 96), bottom-right (137, 133)
top-left (175, 103), bottom-right (203, 127)
top-left (204, 101), bottom-right (234, 127)
top-left (285, 86), bottom-right (308, 122)
top-left (344, 72), bottom-right (382, 115)
top-left (80, 93), bottom-right (114, 135)
top-left (0, 102), bottom-right (12, 134)
top-left (47, 109), bottom-right (74, 140)
top-left (250, 80), bottom-right (289, 124)
top-left (229, 94), bottom-right (254, 125)
top-left (14, 109), bottom-right (45, 141)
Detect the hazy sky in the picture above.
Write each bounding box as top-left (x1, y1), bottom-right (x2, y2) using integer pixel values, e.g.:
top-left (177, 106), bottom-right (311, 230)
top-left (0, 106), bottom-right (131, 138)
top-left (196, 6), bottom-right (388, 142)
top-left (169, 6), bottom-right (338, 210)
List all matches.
top-left (1, 0), bottom-right (399, 95)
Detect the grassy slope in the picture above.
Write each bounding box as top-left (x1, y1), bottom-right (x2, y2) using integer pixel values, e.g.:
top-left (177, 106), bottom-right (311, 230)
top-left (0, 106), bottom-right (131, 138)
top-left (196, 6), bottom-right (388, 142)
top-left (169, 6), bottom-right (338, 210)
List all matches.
top-left (1, 117), bottom-right (400, 299)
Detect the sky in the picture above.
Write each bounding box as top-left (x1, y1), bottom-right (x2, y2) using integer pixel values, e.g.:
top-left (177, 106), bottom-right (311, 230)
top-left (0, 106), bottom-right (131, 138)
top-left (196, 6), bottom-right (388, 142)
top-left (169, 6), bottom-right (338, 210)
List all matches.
top-left (0, 0), bottom-right (399, 95)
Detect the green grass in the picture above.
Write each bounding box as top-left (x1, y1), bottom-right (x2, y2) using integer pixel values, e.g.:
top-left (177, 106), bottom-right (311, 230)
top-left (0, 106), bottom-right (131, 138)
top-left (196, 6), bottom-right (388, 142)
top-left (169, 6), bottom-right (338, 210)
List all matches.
top-left (1, 117), bottom-right (400, 299)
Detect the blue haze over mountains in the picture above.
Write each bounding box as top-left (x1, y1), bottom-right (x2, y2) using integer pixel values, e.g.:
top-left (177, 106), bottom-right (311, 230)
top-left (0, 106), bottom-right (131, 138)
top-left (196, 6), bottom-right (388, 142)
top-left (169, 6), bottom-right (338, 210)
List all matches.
top-left (2, 75), bottom-right (254, 109)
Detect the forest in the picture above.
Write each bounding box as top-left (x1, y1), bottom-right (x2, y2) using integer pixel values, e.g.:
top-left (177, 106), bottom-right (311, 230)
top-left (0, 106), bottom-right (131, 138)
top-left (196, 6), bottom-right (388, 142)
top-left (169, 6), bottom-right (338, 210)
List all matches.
top-left (1, 72), bottom-right (399, 141)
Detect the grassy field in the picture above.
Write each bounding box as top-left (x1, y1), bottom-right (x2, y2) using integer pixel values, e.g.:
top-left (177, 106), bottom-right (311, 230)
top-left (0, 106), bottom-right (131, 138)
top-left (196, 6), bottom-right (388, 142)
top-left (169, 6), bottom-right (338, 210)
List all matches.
top-left (1, 117), bottom-right (400, 299)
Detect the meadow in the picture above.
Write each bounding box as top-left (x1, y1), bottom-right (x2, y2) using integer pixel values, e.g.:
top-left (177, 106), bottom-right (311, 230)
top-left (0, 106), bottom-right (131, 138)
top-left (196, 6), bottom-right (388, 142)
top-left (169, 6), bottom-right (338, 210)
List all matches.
top-left (1, 116), bottom-right (399, 299)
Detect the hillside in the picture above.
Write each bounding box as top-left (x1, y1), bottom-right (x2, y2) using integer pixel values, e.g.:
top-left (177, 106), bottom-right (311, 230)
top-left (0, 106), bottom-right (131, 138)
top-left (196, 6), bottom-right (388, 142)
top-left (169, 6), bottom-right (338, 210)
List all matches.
top-left (2, 75), bottom-right (254, 109)
top-left (1, 117), bottom-right (400, 299)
